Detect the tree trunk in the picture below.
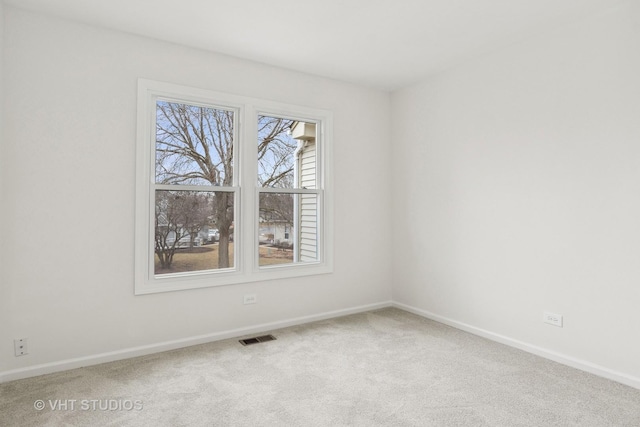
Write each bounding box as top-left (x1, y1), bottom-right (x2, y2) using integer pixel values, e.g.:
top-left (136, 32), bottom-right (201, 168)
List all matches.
top-left (215, 191), bottom-right (232, 268)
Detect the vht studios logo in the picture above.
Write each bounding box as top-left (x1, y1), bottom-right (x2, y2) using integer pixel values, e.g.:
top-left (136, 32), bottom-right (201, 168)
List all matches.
top-left (34, 399), bottom-right (143, 411)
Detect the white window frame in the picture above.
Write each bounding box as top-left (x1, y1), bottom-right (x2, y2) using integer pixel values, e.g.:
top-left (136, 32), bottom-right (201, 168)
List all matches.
top-left (134, 79), bottom-right (333, 295)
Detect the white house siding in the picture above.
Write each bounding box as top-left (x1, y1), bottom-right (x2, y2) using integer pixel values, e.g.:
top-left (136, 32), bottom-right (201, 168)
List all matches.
top-left (298, 139), bottom-right (317, 262)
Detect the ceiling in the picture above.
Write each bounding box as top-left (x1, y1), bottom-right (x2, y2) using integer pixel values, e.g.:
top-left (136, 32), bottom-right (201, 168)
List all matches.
top-left (4, 0), bottom-right (623, 91)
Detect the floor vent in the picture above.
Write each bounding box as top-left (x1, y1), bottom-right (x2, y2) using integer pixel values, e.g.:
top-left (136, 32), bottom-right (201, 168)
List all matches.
top-left (239, 334), bottom-right (276, 346)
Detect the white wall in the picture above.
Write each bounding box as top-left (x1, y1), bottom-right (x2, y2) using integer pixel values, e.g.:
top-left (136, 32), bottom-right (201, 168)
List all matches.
top-left (0, 0), bottom-right (7, 374)
top-left (0, 7), bottom-right (392, 376)
top-left (392, 1), bottom-right (640, 384)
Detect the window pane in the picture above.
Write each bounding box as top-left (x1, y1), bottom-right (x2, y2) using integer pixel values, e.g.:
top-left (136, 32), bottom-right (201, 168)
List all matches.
top-left (258, 115), bottom-right (317, 189)
top-left (156, 101), bottom-right (234, 186)
top-left (259, 192), bottom-right (318, 266)
top-left (155, 190), bottom-right (235, 275)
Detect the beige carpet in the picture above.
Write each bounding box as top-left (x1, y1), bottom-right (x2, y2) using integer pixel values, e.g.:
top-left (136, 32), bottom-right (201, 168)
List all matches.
top-left (1, 308), bottom-right (639, 426)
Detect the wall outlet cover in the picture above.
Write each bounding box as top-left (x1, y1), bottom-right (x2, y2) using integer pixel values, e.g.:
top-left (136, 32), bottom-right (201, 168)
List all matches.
top-left (543, 311), bottom-right (563, 327)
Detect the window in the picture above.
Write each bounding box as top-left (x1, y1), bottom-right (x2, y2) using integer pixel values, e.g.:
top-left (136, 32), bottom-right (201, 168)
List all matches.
top-left (257, 115), bottom-right (320, 266)
top-left (135, 80), bottom-right (333, 294)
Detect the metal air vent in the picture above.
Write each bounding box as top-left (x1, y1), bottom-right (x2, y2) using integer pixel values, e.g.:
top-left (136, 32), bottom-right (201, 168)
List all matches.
top-left (239, 334), bottom-right (276, 346)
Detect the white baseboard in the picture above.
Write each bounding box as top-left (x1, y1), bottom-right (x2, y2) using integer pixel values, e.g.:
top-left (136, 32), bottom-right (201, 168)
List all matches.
top-left (392, 301), bottom-right (640, 390)
top-left (5, 300), bottom-right (637, 390)
top-left (0, 301), bottom-right (393, 383)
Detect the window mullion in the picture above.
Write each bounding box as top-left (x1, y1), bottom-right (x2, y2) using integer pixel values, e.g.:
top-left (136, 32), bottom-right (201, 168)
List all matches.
top-left (241, 105), bottom-right (258, 275)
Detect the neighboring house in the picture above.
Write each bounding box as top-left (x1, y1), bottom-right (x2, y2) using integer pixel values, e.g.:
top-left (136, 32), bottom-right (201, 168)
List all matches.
top-left (155, 211), bottom-right (207, 249)
top-left (259, 221), bottom-right (291, 245)
top-left (291, 121), bottom-right (318, 262)
top-left (166, 230), bottom-right (203, 248)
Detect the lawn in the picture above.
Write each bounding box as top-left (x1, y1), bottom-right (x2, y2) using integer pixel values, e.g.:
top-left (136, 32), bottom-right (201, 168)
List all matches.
top-left (155, 243), bottom-right (293, 274)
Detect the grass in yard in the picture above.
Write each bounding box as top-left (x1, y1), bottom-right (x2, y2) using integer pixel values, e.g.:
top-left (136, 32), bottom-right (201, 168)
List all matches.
top-left (258, 245), bottom-right (295, 266)
top-left (155, 244), bottom-right (234, 275)
top-left (155, 243), bottom-right (293, 274)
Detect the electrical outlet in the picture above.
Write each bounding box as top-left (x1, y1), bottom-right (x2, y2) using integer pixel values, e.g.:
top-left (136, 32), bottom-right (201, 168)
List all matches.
top-left (14, 338), bottom-right (28, 356)
top-left (243, 294), bottom-right (257, 305)
top-left (543, 312), bottom-right (563, 327)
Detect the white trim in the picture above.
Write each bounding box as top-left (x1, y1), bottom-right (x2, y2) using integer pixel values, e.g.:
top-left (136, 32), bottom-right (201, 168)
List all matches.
top-left (154, 184), bottom-right (237, 192)
top-left (392, 302), bottom-right (640, 390)
top-left (0, 301), bottom-right (392, 384)
top-left (258, 187), bottom-right (319, 194)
